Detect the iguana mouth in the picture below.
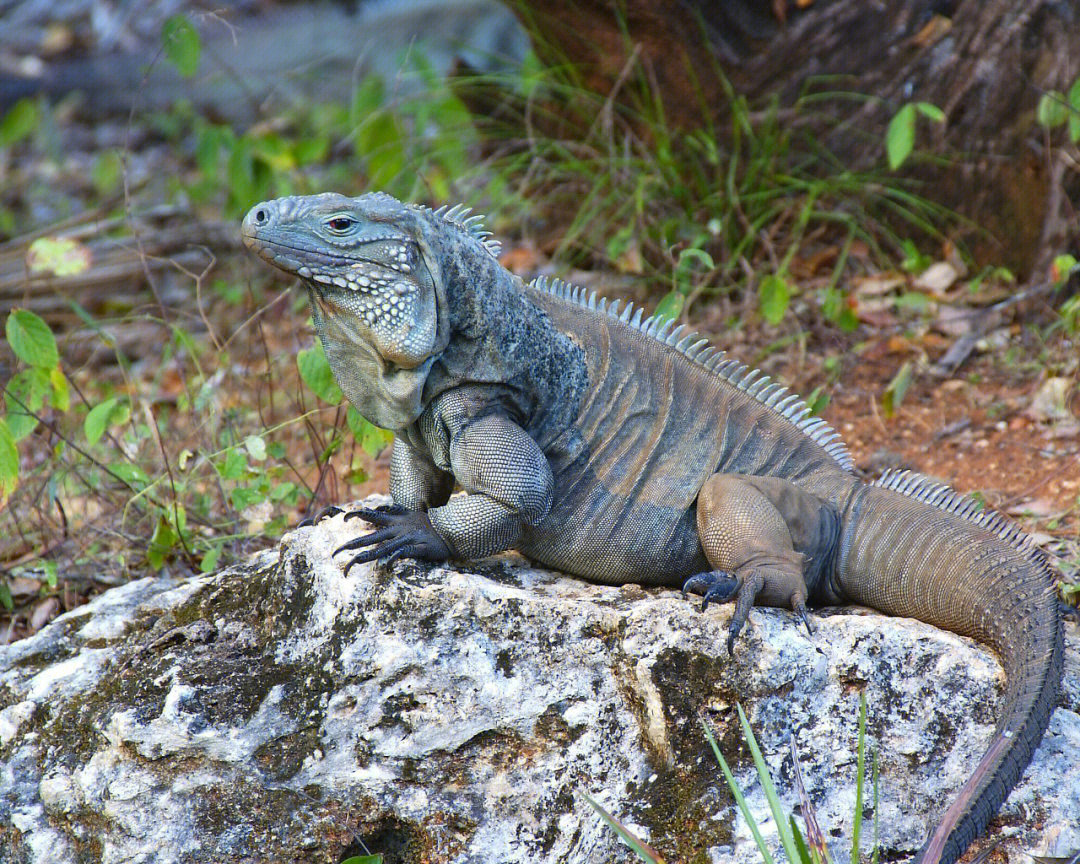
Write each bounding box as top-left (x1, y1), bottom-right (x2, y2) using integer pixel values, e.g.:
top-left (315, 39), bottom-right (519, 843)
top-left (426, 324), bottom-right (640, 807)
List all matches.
top-left (242, 235), bottom-right (415, 284)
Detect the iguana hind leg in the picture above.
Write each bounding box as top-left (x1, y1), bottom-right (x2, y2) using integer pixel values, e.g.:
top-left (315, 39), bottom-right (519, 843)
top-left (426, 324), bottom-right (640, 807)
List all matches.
top-left (684, 474), bottom-right (838, 654)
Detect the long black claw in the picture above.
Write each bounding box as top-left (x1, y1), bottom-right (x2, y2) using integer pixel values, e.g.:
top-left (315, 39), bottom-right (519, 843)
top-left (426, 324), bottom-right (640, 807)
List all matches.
top-left (794, 600), bottom-right (814, 636)
top-left (342, 503), bottom-right (408, 524)
top-left (342, 507), bottom-right (386, 525)
top-left (342, 534), bottom-right (420, 574)
top-left (298, 505), bottom-right (343, 528)
top-left (726, 620), bottom-right (741, 657)
top-left (334, 527), bottom-right (396, 556)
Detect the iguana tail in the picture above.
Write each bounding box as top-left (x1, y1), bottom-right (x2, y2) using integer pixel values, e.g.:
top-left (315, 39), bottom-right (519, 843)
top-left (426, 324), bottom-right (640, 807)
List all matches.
top-left (836, 471), bottom-right (1063, 864)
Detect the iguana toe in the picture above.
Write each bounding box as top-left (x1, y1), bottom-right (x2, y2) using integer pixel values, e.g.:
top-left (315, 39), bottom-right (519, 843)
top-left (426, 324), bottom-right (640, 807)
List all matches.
top-left (682, 570), bottom-right (739, 611)
top-left (298, 505), bottom-right (344, 528)
top-left (333, 506), bottom-right (451, 574)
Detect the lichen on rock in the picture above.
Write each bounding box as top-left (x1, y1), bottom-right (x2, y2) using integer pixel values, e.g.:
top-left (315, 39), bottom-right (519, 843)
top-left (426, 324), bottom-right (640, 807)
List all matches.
top-left (1, 496), bottom-right (1078, 863)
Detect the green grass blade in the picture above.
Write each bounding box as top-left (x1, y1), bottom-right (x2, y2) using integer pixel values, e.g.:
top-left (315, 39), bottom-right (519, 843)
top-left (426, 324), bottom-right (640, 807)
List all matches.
top-left (583, 793), bottom-right (667, 864)
top-left (736, 704), bottom-right (801, 864)
top-left (871, 746), bottom-right (880, 864)
top-left (851, 693), bottom-right (867, 864)
top-left (703, 720), bottom-right (778, 864)
top-left (790, 815), bottom-right (816, 864)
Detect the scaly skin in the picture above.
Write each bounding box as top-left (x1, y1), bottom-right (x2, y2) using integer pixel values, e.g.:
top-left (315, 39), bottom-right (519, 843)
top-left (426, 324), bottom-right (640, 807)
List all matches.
top-left (241, 191), bottom-right (1063, 864)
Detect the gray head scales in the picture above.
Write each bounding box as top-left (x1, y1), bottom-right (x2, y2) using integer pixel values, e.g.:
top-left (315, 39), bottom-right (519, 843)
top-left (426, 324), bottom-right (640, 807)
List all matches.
top-left (241, 191), bottom-right (495, 428)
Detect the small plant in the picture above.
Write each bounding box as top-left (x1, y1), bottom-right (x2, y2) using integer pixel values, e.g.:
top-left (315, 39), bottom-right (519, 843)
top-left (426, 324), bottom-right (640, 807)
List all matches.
top-left (885, 102), bottom-right (946, 171)
top-left (1035, 77), bottom-right (1080, 143)
top-left (587, 696), bottom-right (878, 863)
top-left (466, 43), bottom-right (953, 327)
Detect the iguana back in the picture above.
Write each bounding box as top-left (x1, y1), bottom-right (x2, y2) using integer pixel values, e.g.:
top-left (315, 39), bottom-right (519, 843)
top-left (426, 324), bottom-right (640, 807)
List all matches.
top-left (519, 279), bottom-right (856, 584)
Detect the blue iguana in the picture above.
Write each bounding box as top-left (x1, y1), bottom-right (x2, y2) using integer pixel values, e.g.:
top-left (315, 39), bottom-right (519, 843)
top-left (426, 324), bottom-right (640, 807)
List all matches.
top-left (241, 191), bottom-right (1064, 864)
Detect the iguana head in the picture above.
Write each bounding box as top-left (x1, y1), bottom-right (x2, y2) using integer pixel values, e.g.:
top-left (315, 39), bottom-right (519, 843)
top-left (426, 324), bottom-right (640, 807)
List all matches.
top-left (241, 192), bottom-right (458, 429)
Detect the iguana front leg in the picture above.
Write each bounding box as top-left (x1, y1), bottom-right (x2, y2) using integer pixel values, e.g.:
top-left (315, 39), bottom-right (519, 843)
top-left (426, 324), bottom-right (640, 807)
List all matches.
top-left (684, 474), bottom-right (838, 654)
top-left (335, 412), bottom-right (554, 571)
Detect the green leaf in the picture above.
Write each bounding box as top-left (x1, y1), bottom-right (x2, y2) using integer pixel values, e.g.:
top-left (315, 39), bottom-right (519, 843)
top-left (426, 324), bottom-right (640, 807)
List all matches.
top-left (220, 448), bottom-right (248, 481)
top-left (109, 462), bottom-right (150, 489)
top-left (244, 434), bottom-right (267, 461)
top-left (0, 98), bottom-right (39, 147)
top-left (851, 693), bottom-right (868, 864)
top-left (914, 102), bottom-right (945, 123)
top-left (791, 816), bottom-right (815, 864)
top-left (49, 366), bottom-right (69, 411)
top-left (881, 360), bottom-right (913, 419)
top-left (42, 560), bottom-right (58, 588)
top-left (6, 308), bottom-right (59, 368)
top-left (804, 386), bottom-right (830, 416)
top-left (200, 543), bottom-right (223, 574)
top-left (91, 149), bottom-right (123, 196)
top-left (147, 514), bottom-right (179, 569)
top-left (885, 103), bottom-right (916, 170)
top-left (162, 15), bottom-right (201, 77)
top-left (340, 856), bottom-right (383, 864)
top-left (360, 113), bottom-right (407, 191)
top-left (0, 417), bottom-right (18, 507)
top-left (5, 368), bottom-right (49, 440)
top-left (652, 291), bottom-right (684, 323)
top-left (346, 407), bottom-right (392, 456)
top-left (230, 484), bottom-right (265, 512)
top-left (298, 342), bottom-right (343, 404)
top-left (85, 396), bottom-right (120, 445)
top-left (1036, 91), bottom-right (1068, 129)
top-left (0, 580), bottom-right (11, 611)
top-left (676, 247), bottom-right (715, 272)
top-left (1068, 78), bottom-right (1080, 143)
top-left (27, 236), bottom-right (92, 277)
top-left (758, 274), bottom-right (790, 325)
top-left (1051, 253), bottom-right (1077, 285)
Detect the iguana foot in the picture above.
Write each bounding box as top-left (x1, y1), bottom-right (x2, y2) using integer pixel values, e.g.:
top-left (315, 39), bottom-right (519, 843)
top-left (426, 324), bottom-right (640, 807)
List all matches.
top-left (298, 505), bottom-right (344, 528)
top-left (334, 505), bottom-right (451, 574)
top-left (682, 562), bottom-right (813, 655)
top-left (682, 571), bottom-right (739, 610)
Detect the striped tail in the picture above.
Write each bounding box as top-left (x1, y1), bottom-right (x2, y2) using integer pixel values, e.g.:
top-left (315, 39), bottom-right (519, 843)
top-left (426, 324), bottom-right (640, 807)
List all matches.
top-left (836, 470), bottom-right (1063, 864)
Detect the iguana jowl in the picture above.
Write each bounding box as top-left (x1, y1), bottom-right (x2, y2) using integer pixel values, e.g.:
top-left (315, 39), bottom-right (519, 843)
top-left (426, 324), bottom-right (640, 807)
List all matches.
top-left (241, 191), bottom-right (1063, 864)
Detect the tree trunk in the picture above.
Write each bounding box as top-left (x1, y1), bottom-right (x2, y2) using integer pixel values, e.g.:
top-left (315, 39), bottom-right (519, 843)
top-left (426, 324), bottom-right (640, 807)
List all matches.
top-left (510, 0), bottom-right (1080, 275)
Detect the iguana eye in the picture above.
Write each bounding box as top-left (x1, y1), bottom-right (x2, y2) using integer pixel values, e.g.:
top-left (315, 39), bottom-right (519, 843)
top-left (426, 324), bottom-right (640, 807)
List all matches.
top-left (327, 216), bottom-right (354, 232)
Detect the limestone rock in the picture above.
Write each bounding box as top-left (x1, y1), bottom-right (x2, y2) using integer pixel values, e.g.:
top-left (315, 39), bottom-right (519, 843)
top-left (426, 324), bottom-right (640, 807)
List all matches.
top-left (1, 497), bottom-right (1078, 863)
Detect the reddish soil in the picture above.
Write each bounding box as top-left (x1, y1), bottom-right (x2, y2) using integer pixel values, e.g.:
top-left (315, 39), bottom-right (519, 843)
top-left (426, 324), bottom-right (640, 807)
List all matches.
top-left (809, 350), bottom-right (1080, 540)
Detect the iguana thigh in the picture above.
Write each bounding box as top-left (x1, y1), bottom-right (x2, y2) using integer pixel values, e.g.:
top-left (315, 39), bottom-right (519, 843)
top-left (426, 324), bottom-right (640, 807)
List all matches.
top-left (687, 474), bottom-right (839, 652)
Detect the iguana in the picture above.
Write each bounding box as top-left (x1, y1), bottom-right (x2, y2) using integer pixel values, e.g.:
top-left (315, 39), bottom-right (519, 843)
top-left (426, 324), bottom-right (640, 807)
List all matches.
top-left (241, 191), bottom-right (1064, 864)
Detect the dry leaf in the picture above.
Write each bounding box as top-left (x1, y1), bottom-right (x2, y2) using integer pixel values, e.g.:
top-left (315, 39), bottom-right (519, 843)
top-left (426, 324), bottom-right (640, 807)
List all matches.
top-left (852, 273), bottom-right (905, 297)
top-left (30, 597), bottom-right (60, 634)
top-left (911, 14), bottom-right (952, 48)
top-left (7, 576), bottom-right (42, 598)
top-left (913, 261), bottom-right (959, 296)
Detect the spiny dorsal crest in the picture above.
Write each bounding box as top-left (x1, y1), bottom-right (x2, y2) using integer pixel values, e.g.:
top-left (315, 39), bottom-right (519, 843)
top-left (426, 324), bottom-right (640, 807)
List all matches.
top-left (411, 201), bottom-right (502, 258)
top-left (873, 469), bottom-right (1049, 564)
top-left (529, 275), bottom-right (855, 472)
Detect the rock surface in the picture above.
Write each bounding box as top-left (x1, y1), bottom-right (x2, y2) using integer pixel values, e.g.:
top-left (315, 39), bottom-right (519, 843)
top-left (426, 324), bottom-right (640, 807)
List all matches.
top-left (1, 496), bottom-right (1078, 864)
